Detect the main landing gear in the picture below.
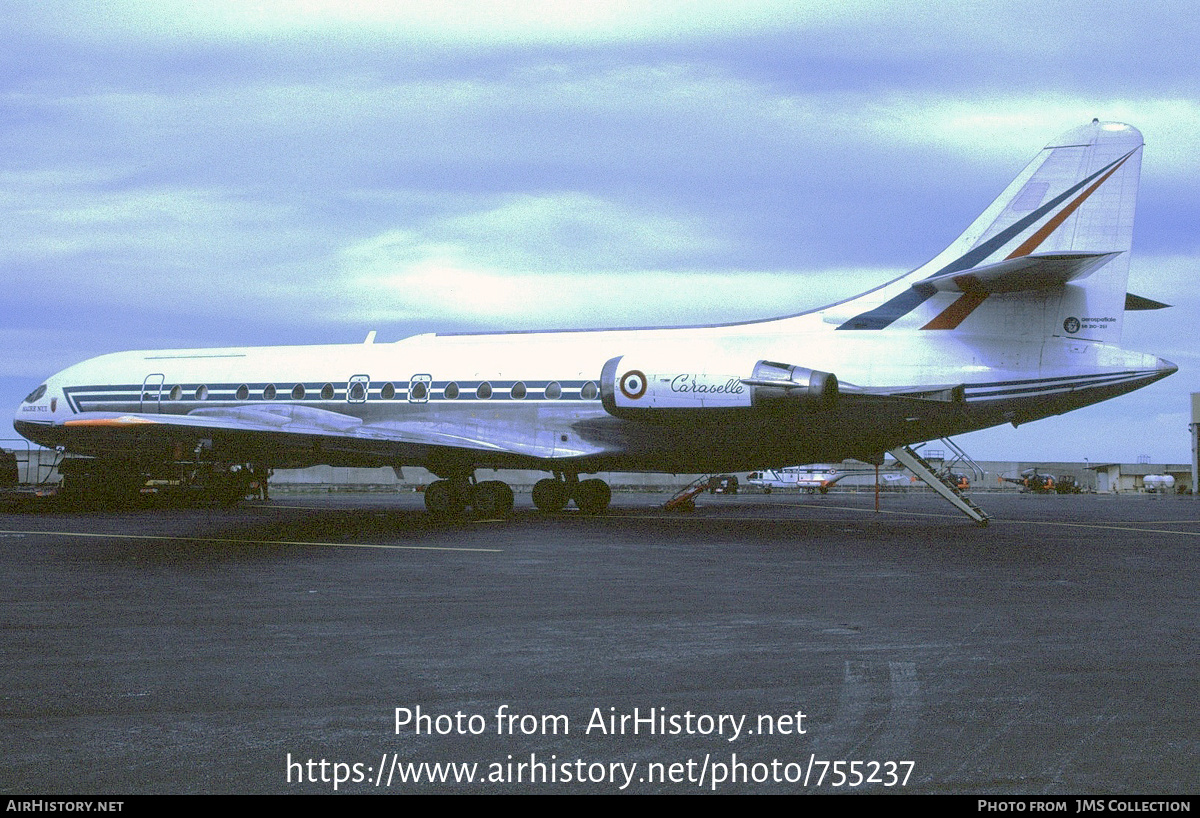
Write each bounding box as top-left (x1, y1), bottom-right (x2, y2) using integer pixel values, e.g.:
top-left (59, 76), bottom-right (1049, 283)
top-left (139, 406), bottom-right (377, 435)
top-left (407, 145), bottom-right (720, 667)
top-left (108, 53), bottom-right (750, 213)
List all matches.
top-left (532, 474), bottom-right (611, 515)
top-left (423, 472), bottom-right (612, 518)
top-left (424, 477), bottom-right (515, 518)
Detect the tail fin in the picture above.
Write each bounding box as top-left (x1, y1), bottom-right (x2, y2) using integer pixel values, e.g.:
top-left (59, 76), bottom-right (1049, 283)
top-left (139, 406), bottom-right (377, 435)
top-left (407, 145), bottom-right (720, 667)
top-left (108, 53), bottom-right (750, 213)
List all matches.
top-left (833, 120), bottom-right (1143, 343)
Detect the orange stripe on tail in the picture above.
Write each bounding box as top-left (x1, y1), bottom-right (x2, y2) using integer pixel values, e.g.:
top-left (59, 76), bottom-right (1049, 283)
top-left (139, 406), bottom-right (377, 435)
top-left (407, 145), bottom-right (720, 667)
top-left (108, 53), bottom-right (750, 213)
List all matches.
top-left (921, 291), bottom-right (989, 330)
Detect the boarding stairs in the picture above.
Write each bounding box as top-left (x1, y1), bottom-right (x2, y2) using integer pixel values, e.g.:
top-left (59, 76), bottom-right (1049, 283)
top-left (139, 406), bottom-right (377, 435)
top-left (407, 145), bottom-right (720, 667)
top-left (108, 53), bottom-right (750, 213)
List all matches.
top-left (889, 443), bottom-right (991, 526)
top-left (937, 436), bottom-right (986, 486)
top-left (663, 475), bottom-right (711, 511)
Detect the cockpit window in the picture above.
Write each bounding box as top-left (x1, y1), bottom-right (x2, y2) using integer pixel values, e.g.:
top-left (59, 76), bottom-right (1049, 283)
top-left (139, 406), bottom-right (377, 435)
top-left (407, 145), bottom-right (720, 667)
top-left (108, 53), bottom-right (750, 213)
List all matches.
top-left (24, 385), bottom-right (47, 404)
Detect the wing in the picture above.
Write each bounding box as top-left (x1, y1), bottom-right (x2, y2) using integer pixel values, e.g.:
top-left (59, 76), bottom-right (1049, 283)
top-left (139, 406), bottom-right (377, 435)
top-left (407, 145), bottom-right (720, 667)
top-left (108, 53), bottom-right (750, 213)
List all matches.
top-left (58, 404), bottom-right (565, 469)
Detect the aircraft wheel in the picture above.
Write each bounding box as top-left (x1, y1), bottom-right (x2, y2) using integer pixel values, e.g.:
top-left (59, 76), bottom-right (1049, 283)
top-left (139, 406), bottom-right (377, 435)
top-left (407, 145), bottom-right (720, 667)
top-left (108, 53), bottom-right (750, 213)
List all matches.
top-left (532, 478), bottom-right (570, 513)
top-left (425, 479), bottom-right (468, 516)
top-left (472, 480), bottom-right (514, 518)
top-left (762, 487), bottom-right (771, 495)
top-left (573, 478), bottom-right (611, 515)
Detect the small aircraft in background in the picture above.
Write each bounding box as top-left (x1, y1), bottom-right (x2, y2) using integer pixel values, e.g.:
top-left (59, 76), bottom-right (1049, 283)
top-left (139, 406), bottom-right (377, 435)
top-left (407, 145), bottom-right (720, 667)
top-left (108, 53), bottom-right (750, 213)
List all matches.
top-left (998, 468), bottom-right (1086, 494)
top-left (748, 464), bottom-right (865, 494)
top-left (1000, 468), bottom-right (1059, 493)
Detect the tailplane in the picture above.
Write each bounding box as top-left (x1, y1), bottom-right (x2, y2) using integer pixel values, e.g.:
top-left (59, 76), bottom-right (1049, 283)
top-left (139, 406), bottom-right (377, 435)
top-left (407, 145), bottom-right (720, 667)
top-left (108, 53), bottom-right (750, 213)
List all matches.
top-left (831, 120), bottom-right (1144, 343)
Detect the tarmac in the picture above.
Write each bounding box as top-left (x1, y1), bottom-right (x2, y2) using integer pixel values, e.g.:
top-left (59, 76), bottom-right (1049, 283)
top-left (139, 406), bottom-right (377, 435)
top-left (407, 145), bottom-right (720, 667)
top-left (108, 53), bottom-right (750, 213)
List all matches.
top-left (1, 490), bottom-right (1196, 794)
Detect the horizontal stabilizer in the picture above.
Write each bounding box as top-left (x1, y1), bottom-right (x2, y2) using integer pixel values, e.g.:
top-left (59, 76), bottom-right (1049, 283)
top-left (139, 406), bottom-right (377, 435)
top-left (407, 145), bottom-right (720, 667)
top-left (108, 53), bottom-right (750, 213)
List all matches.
top-left (914, 252), bottom-right (1119, 295)
top-left (1124, 292), bottom-right (1171, 311)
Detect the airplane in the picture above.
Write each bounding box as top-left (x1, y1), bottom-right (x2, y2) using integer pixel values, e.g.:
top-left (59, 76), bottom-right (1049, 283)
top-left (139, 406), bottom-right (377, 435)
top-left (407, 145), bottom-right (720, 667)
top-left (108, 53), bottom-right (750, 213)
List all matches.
top-left (747, 465), bottom-right (847, 494)
top-left (13, 120), bottom-right (1175, 522)
top-left (746, 464), bottom-right (875, 494)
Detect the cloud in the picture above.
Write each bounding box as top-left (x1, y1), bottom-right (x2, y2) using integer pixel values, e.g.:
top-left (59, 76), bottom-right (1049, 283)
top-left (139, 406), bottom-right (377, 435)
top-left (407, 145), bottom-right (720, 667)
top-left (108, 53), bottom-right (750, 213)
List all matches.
top-left (335, 193), bottom-right (891, 330)
top-left (8, 1), bottom-right (885, 46)
top-left (340, 258), bottom-right (887, 331)
top-left (869, 96), bottom-right (1200, 176)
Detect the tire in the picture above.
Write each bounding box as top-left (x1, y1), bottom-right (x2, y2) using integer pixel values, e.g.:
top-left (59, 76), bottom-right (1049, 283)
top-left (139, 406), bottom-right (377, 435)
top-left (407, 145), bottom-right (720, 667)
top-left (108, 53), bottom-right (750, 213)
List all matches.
top-left (573, 479), bottom-right (612, 515)
top-left (532, 478), bottom-right (570, 513)
top-left (425, 479), bottom-right (467, 516)
top-left (472, 480), bottom-right (514, 518)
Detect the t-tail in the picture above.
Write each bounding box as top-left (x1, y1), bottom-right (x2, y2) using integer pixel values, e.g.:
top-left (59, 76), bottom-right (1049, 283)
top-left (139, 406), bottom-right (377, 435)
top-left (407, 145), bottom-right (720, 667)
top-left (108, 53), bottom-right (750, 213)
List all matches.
top-left (829, 120), bottom-right (1146, 345)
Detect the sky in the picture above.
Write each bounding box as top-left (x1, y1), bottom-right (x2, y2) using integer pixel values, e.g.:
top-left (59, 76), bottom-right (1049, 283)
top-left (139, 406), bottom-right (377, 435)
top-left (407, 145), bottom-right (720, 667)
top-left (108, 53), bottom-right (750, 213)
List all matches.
top-left (3, 0), bottom-right (1198, 465)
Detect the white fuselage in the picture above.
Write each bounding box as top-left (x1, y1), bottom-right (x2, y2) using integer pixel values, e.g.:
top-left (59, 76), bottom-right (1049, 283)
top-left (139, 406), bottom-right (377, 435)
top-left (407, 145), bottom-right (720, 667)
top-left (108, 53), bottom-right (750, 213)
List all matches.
top-left (14, 308), bottom-right (1172, 476)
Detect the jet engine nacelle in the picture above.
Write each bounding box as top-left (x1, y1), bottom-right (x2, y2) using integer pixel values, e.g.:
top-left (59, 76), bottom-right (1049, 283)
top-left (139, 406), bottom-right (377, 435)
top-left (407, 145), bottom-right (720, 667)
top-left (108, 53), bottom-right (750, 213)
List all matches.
top-left (742, 360), bottom-right (840, 407)
top-left (600, 355), bottom-right (839, 419)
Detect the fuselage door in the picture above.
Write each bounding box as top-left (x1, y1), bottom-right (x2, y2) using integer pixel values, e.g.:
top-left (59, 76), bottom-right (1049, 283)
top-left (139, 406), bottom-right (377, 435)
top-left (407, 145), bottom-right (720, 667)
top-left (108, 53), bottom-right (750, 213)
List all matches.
top-left (141, 374), bottom-right (165, 413)
top-left (347, 374), bottom-right (370, 403)
top-left (408, 374), bottom-right (432, 404)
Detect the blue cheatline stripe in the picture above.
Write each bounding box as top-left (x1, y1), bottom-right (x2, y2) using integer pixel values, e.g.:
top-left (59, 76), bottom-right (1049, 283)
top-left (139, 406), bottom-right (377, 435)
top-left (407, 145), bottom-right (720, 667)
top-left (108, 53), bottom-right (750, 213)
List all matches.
top-left (962, 370), bottom-right (1147, 389)
top-left (962, 371), bottom-right (1157, 401)
top-left (833, 287), bottom-right (937, 331)
top-left (62, 378), bottom-right (604, 412)
top-left (837, 147), bottom-right (1138, 330)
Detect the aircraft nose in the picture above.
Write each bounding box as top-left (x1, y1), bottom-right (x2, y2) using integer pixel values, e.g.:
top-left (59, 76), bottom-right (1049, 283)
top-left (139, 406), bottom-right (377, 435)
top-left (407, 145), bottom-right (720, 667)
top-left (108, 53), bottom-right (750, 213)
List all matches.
top-left (13, 417), bottom-right (45, 446)
top-left (13, 382), bottom-right (60, 447)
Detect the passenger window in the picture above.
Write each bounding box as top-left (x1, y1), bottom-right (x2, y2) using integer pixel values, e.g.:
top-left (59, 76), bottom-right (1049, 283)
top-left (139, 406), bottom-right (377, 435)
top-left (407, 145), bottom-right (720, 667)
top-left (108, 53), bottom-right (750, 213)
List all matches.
top-left (544, 381), bottom-right (561, 399)
top-left (195, 385), bottom-right (209, 401)
top-left (581, 381), bottom-right (598, 400)
top-left (263, 384), bottom-right (276, 400)
top-left (169, 385), bottom-right (182, 401)
top-left (477, 382), bottom-right (492, 400)
top-left (291, 384), bottom-right (305, 400)
top-left (381, 382), bottom-right (395, 400)
top-left (321, 383), bottom-right (335, 400)
top-left (236, 384), bottom-right (249, 401)
top-left (444, 382), bottom-right (459, 399)
top-left (511, 381), bottom-right (527, 399)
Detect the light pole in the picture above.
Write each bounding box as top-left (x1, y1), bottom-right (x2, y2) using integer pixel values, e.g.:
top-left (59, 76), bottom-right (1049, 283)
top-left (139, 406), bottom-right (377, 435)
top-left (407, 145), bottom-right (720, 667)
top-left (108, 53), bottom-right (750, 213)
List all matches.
top-left (1190, 420), bottom-right (1198, 497)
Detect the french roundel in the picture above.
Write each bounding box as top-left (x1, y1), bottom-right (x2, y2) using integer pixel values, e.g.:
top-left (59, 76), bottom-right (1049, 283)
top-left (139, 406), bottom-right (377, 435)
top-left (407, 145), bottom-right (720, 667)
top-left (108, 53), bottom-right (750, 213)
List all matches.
top-left (619, 370), bottom-right (648, 400)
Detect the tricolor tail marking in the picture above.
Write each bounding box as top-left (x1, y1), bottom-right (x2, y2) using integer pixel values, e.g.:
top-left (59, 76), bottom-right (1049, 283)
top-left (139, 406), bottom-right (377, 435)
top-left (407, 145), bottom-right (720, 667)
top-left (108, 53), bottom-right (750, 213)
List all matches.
top-left (920, 151), bottom-right (1134, 331)
top-left (839, 147), bottom-right (1138, 331)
